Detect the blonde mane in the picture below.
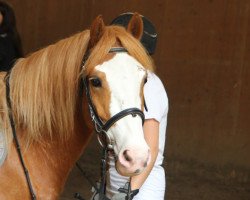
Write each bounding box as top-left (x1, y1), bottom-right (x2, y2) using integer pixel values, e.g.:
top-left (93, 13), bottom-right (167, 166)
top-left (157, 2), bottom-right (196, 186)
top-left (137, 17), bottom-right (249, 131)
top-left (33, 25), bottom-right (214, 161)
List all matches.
top-left (2, 25), bottom-right (154, 145)
top-left (8, 30), bottom-right (90, 143)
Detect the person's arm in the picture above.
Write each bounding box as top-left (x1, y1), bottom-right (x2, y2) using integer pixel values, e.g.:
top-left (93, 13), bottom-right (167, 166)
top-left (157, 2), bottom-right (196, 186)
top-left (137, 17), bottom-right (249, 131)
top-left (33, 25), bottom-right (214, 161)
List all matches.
top-left (130, 118), bottom-right (159, 190)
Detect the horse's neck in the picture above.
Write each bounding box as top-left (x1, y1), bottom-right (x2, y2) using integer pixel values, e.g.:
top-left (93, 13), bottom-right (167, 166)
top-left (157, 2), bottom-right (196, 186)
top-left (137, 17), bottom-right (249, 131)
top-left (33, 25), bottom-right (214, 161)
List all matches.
top-left (27, 125), bottom-right (90, 195)
top-left (16, 124), bottom-right (93, 198)
top-left (0, 70), bottom-right (95, 198)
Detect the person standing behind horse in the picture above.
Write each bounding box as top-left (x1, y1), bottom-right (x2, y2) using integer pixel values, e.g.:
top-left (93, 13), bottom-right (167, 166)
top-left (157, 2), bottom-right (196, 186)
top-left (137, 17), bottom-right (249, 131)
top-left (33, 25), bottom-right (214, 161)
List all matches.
top-left (0, 1), bottom-right (23, 71)
top-left (105, 13), bottom-right (169, 200)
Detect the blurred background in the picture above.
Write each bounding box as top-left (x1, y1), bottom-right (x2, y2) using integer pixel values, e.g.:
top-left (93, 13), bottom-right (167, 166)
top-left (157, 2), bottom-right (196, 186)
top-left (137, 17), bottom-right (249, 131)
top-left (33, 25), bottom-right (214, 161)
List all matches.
top-left (5, 0), bottom-right (250, 199)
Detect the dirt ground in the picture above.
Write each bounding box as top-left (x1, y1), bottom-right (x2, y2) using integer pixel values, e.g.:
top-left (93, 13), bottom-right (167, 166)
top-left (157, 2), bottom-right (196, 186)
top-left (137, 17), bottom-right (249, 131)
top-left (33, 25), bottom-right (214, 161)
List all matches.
top-left (60, 137), bottom-right (250, 200)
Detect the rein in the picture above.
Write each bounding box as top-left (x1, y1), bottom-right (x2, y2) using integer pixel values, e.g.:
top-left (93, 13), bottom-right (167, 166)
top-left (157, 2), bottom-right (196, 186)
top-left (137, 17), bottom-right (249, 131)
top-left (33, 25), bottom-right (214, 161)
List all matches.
top-left (5, 71), bottom-right (37, 200)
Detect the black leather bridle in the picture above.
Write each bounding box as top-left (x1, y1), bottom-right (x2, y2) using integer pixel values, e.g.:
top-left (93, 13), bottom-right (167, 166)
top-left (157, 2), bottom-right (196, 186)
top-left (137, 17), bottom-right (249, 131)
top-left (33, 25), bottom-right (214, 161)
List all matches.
top-left (83, 77), bottom-right (145, 134)
top-left (78, 46), bottom-right (143, 200)
top-left (82, 47), bottom-right (146, 149)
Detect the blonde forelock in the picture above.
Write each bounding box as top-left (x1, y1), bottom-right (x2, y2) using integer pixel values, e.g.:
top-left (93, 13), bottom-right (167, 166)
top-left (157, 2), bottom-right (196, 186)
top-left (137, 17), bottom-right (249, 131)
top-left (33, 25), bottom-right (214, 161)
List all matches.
top-left (83, 26), bottom-right (154, 76)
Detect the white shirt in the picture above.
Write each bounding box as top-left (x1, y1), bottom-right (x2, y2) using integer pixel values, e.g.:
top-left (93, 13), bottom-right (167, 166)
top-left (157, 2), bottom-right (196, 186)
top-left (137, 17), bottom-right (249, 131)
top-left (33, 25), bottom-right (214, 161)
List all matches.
top-left (144, 72), bottom-right (168, 166)
top-left (106, 72), bottom-right (168, 199)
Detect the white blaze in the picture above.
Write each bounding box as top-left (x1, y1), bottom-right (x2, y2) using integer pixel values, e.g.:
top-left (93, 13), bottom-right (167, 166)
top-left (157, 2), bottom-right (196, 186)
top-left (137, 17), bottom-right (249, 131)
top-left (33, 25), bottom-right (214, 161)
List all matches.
top-left (96, 53), bottom-right (148, 157)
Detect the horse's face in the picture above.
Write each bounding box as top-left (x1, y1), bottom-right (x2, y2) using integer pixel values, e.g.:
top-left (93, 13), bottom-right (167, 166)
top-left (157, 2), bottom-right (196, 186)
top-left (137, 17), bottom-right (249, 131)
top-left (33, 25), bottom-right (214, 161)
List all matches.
top-left (84, 13), bottom-right (151, 176)
top-left (89, 52), bottom-right (150, 176)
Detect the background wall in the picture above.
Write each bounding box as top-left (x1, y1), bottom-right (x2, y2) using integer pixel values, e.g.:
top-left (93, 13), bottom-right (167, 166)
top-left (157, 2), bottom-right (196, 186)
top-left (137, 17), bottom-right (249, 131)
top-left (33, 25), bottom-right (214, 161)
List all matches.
top-left (5, 0), bottom-right (250, 199)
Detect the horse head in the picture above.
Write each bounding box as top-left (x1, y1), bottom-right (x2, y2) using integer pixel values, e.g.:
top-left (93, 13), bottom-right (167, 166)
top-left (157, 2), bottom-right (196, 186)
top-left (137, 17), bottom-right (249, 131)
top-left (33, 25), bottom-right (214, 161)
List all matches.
top-left (82, 13), bottom-right (153, 176)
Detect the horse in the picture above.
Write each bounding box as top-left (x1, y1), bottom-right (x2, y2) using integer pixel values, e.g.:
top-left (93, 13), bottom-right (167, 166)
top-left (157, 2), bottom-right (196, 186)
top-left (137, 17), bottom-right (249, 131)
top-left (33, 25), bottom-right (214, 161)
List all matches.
top-left (0, 13), bottom-right (154, 199)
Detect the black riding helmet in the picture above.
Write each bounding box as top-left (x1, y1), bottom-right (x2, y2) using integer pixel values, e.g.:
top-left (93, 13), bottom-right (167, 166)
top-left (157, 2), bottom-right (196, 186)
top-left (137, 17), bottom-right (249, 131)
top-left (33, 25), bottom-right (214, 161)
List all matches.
top-left (110, 12), bottom-right (157, 55)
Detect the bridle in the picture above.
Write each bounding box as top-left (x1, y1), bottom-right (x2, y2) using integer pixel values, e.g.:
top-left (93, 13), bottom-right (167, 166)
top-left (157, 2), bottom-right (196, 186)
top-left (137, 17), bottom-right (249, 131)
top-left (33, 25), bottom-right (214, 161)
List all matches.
top-left (83, 73), bottom-right (145, 149)
top-left (81, 46), bottom-right (146, 149)
top-left (5, 46), bottom-right (145, 200)
top-left (78, 46), bottom-right (145, 200)
top-left (83, 76), bottom-right (145, 148)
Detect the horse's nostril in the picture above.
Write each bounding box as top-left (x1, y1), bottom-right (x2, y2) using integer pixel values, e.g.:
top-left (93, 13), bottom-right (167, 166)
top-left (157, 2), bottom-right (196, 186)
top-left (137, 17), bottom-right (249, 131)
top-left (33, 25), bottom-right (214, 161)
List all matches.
top-left (143, 161), bottom-right (147, 168)
top-left (123, 150), bottom-right (132, 162)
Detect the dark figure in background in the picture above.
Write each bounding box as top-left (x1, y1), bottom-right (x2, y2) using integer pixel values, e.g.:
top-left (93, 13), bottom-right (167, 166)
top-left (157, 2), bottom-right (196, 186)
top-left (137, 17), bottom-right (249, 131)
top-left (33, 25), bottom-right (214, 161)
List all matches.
top-left (0, 1), bottom-right (23, 71)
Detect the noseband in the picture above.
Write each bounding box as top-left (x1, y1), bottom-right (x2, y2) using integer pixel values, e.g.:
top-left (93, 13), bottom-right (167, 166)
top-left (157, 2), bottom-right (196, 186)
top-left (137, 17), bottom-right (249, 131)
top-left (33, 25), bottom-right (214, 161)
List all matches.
top-left (82, 47), bottom-right (145, 149)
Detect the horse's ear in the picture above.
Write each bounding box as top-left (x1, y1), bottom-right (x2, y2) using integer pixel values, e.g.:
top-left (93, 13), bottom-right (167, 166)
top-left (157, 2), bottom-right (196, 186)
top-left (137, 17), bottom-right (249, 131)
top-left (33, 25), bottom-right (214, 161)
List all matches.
top-left (89, 15), bottom-right (105, 49)
top-left (127, 13), bottom-right (143, 40)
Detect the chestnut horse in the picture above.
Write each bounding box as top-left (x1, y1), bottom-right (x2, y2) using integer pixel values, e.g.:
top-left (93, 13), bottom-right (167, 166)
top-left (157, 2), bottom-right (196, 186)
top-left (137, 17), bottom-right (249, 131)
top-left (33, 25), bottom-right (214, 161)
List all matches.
top-left (0, 13), bottom-right (154, 199)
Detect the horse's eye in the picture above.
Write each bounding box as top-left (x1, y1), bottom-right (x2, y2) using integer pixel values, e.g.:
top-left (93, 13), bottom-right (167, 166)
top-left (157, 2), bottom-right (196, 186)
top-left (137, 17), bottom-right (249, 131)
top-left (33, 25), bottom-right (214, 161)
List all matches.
top-left (90, 77), bottom-right (102, 87)
top-left (144, 77), bottom-right (148, 84)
